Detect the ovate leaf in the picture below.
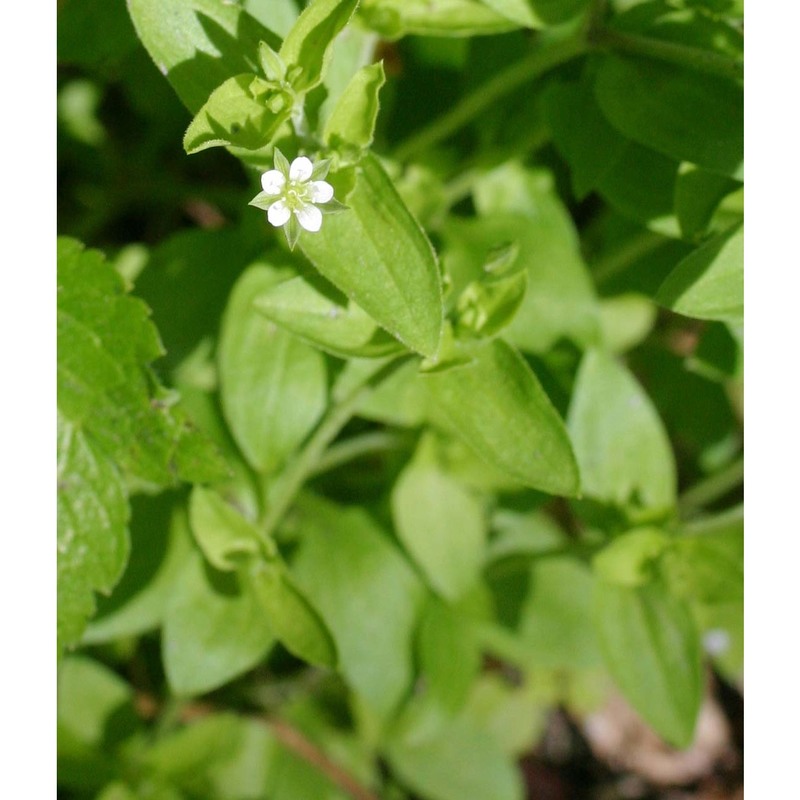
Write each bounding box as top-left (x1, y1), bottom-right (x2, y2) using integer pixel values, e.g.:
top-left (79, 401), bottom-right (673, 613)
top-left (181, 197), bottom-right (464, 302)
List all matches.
top-left (279, 0), bottom-right (359, 93)
top-left (183, 74), bottom-right (293, 154)
top-left (323, 61), bottom-right (386, 150)
top-left (253, 275), bottom-right (404, 359)
top-left (423, 339), bottom-right (580, 496)
top-left (358, 0), bottom-right (519, 38)
top-left (219, 264), bottom-right (328, 474)
top-left (568, 349), bottom-right (676, 516)
top-left (189, 487), bottom-right (267, 571)
top-left (163, 548), bottom-right (274, 695)
top-left (392, 436), bottom-right (487, 600)
top-left (417, 598), bottom-right (481, 713)
top-left (656, 224), bottom-right (743, 324)
top-left (292, 496), bottom-right (425, 719)
top-left (127, 0), bottom-right (282, 112)
top-left (300, 154), bottom-right (443, 357)
top-left (594, 55), bottom-right (743, 179)
top-left (593, 581), bottom-right (703, 748)
top-left (386, 702), bottom-right (523, 800)
top-left (248, 562), bottom-right (337, 667)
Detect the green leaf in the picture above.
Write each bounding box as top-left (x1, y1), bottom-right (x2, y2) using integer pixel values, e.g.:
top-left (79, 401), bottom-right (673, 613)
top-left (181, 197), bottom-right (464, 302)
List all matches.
top-left (323, 61), bottom-right (386, 150)
top-left (568, 349), bottom-right (676, 515)
top-left (57, 237), bottom-right (223, 652)
top-left (392, 436), bottom-right (487, 600)
top-left (466, 163), bottom-right (600, 352)
top-left (594, 54), bottom-right (743, 179)
top-left (219, 264), bottom-right (328, 474)
top-left (299, 154), bottom-right (443, 357)
top-left (543, 78), bottom-right (680, 235)
top-left (58, 656), bottom-right (136, 753)
top-left (593, 581), bottom-right (703, 747)
top-left (84, 496), bottom-right (192, 644)
top-left (58, 415), bottom-right (129, 655)
top-left (515, 558), bottom-right (602, 668)
top-left (385, 702), bottom-right (523, 800)
top-left (163, 548), bottom-right (274, 695)
top-left (358, 0), bottom-right (520, 38)
top-left (662, 509), bottom-right (743, 604)
top-left (189, 487), bottom-right (268, 571)
top-left (527, 0), bottom-right (589, 24)
top-left (253, 275), bottom-right (404, 359)
top-left (127, 0), bottom-right (282, 112)
top-left (478, 0), bottom-right (543, 27)
top-left (279, 0), bottom-right (359, 93)
top-left (593, 527), bottom-right (671, 587)
top-left (292, 496), bottom-right (426, 719)
top-left (674, 163), bottom-right (742, 240)
top-left (58, 237), bottom-right (226, 485)
top-left (598, 293), bottom-right (657, 354)
top-left (423, 339), bottom-right (580, 496)
top-left (248, 562), bottom-right (337, 667)
top-left (656, 224), bottom-right (743, 324)
top-left (183, 74), bottom-right (293, 153)
top-left (417, 598), bottom-right (481, 713)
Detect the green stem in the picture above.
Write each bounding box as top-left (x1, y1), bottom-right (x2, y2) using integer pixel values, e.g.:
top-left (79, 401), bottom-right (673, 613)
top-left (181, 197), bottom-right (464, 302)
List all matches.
top-left (589, 27), bottom-right (743, 82)
top-left (261, 357), bottom-right (410, 538)
top-left (678, 456), bottom-right (744, 518)
top-left (309, 431), bottom-right (406, 477)
top-left (392, 33), bottom-right (589, 161)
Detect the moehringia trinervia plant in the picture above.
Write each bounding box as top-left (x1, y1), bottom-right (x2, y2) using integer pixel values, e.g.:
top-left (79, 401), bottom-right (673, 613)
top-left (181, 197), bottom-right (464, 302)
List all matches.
top-left (249, 148), bottom-right (345, 249)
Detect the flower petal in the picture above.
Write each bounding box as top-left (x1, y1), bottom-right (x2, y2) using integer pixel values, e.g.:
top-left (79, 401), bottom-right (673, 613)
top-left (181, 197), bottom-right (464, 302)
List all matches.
top-left (261, 169), bottom-right (286, 195)
top-left (309, 180), bottom-right (334, 203)
top-left (289, 156), bottom-right (313, 182)
top-left (295, 203), bottom-right (322, 232)
top-left (267, 199), bottom-right (291, 227)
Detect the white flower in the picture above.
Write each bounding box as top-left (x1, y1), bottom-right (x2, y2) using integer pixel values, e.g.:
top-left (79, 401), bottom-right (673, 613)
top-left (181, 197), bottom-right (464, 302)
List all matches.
top-left (250, 150), bottom-right (338, 248)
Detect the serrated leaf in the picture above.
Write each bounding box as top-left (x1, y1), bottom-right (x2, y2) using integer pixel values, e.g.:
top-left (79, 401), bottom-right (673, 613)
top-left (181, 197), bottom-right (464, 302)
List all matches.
top-left (253, 275), bottom-right (404, 359)
top-left (392, 437), bottom-right (487, 600)
top-left (323, 61), bottom-right (385, 150)
top-left (163, 548), bottom-right (274, 695)
top-left (183, 73), bottom-right (293, 153)
top-left (423, 339), bottom-right (580, 496)
top-left (568, 349), bottom-right (676, 516)
top-left (57, 415), bottom-right (129, 655)
top-left (58, 237), bottom-right (226, 486)
top-left (127, 0), bottom-right (282, 112)
top-left (279, 0), bottom-right (359, 93)
top-left (189, 487), bottom-right (268, 571)
top-left (58, 238), bottom-right (224, 652)
top-left (593, 581), bottom-right (703, 747)
top-left (219, 264), bottom-right (328, 474)
top-left (656, 224), bottom-right (743, 324)
top-left (292, 496), bottom-right (425, 719)
top-left (359, 0), bottom-right (519, 38)
top-left (84, 495), bottom-right (192, 644)
top-left (299, 154), bottom-right (443, 357)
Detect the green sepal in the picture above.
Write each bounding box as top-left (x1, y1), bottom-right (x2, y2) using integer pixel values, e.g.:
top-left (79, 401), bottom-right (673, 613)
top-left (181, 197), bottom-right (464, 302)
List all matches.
top-left (258, 40), bottom-right (287, 82)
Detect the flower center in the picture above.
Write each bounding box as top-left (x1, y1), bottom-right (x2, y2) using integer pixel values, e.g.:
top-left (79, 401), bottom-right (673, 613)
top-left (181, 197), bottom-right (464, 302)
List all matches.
top-left (284, 180), bottom-right (310, 210)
